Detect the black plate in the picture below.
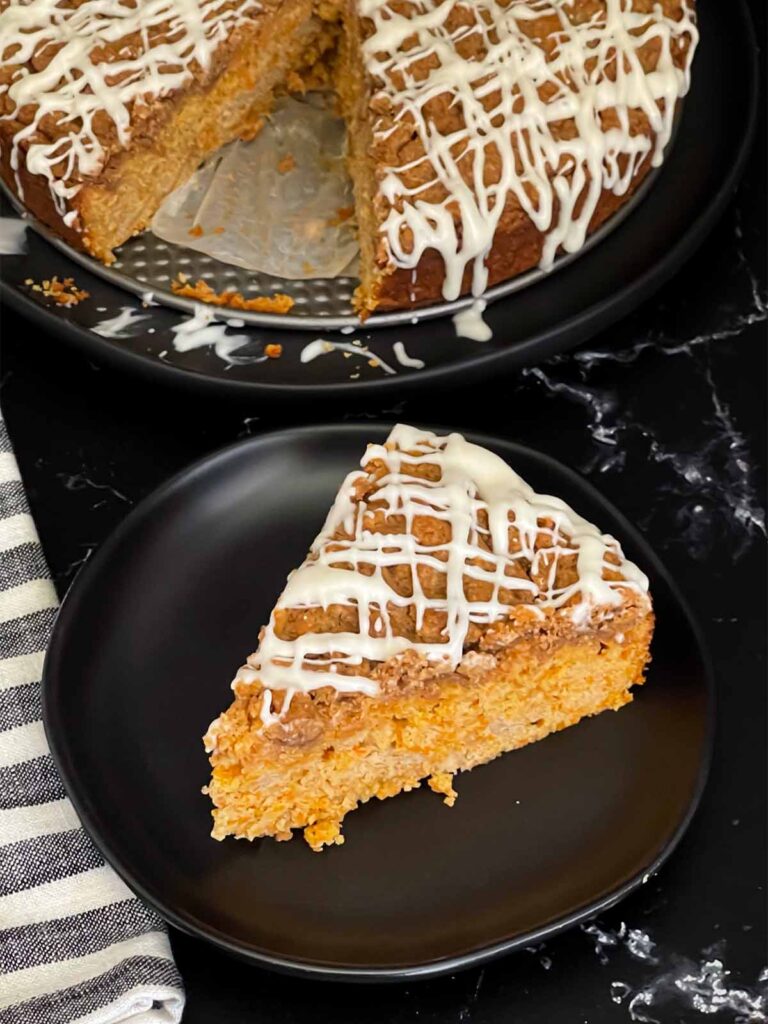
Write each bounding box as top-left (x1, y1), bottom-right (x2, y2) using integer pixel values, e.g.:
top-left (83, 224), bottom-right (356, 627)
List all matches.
top-left (0, 0), bottom-right (758, 398)
top-left (43, 424), bottom-right (713, 979)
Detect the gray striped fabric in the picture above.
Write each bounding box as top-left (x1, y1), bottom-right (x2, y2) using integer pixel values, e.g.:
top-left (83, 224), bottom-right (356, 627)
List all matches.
top-left (0, 414), bottom-right (184, 1023)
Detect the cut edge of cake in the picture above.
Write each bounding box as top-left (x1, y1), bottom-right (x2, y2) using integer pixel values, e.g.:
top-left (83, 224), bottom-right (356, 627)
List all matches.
top-left (0, 0), bottom-right (698, 315)
top-left (204, 424), bottom-right (654, 851)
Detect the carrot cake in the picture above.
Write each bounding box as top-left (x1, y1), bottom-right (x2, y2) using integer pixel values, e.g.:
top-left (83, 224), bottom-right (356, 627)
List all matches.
top-left (204, 425), bottom-right (654, 850)
top-left (0, 0), bottom-right (697, 314)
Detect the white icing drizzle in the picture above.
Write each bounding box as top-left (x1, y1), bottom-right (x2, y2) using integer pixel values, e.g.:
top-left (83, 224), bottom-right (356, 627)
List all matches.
top-left (170, 303), bottom-right (252, 363)
top-left (360, 0), bottom-right (698, 299)
top-left (300, 338), bottom-right (397, 375)
top-left (247, 424), bottom-right (649, 723)
top-left (392, 341), bottom-right (425, 369)
top-left (91, 306), bottom-right (149, 337)
top-left (0, 0), bottom-right (260, 216)
top-left (453, 299), bottom-right (492, 342)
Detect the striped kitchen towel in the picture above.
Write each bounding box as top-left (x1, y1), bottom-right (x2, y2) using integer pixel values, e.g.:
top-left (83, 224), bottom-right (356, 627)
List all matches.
top-left (0, 413), bottom-right (185, 1023)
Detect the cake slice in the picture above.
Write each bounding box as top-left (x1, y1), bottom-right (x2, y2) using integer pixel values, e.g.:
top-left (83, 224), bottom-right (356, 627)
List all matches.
top-left (204, 425), bottom-right (653, 850)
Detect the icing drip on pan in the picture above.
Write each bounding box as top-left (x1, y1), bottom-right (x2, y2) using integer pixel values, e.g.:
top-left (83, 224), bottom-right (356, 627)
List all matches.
top-left (246, 424), bottom-right (650, 724)
top-left (453, 299), bottom-right (492, 342)
top-left (360, 0), bottom-right (698, 298)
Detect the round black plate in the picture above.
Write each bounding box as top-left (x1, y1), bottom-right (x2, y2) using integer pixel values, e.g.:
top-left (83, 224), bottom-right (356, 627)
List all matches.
top-left (0, 0), bottom-right (758, 398)
top-left (43, 424), bottom-right (713, 979)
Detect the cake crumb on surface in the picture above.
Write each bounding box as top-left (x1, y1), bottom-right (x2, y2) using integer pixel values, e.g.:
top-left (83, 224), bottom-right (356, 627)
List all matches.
top-left (264, 343), bottom-right (283, 359)
top-left (188, 224), bottom-right (204, 238)
top-left (277, 153), bottom-right (296, 174)
top-left (27, 275), bottom-right (89, 306)
top-left (428, 772), bottom-right (458, 807)
top-left (171, 276), bottom-right (294, 314)
top-left (327, 205), bottom-right (354, 227)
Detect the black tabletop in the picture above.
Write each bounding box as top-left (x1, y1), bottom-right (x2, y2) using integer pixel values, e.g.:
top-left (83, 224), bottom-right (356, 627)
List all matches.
top-left (1, 4), bottom-right (765, 1018)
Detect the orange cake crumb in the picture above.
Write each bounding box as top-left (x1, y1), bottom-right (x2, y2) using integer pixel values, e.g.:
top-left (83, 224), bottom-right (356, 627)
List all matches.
top-left (276, 153), bottom-right (296, 174)
top-left (27, 276), bottom-right (89, 306)
top-left (264, 343), bottom-right (283, 359)
top-left (327, 205), bottom-right (354, 227)
top-left (428, 772), bottom-right (458, 807)
top-left (172, 276), bottom-right (294, 314)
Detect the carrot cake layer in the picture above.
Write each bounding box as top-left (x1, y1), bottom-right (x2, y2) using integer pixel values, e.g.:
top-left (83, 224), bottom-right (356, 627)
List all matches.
top-left (204, 424), bottom-right (654, 850)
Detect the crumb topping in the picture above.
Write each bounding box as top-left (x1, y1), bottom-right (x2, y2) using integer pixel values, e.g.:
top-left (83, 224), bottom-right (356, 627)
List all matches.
top-left (171, 276), bottom-right (294, 313)
top-left (236, 424), bottom-right (651, 725)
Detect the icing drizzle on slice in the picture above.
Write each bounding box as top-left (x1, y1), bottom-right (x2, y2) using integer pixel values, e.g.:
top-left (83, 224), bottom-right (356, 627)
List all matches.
top-left (249, 424), bottom-right (649, 722)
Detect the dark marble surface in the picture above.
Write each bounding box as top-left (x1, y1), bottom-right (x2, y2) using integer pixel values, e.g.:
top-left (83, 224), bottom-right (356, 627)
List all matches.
top-left (1, 14), bottom-right (766, 1023)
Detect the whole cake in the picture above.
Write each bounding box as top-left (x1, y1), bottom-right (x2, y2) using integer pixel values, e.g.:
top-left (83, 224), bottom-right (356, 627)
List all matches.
top-left (204, 425), bottom-right (654, 850)
top-left (0, 0), bottom-right (697, 313)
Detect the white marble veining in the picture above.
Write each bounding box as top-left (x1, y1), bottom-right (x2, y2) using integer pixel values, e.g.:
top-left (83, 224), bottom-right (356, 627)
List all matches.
top-left (518, 205), bottom-right (767, 559)
top-left (57, 470), bottom-right (130, 507)
top-left (581, 920), bottom-right (768, 1023)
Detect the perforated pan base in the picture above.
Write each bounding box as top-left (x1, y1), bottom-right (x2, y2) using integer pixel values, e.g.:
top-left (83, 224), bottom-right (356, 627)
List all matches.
top-left (2, 161), bottom-right (662, 332)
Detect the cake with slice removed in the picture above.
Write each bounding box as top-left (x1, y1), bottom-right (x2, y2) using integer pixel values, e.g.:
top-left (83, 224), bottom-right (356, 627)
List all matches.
top-left (204, 424), bottom-right (653, 850)
top-left (0, 0), bottom-right (698, 314)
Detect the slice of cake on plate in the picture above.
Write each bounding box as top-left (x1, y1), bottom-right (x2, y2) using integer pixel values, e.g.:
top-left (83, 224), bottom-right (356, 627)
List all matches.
top-left (204, 425), bottom-right (653, 850)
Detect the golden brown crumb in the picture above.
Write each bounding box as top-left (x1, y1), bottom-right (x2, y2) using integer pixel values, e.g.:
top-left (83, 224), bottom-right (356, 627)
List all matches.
top-left (264, 343), bottom-right (283, 359)
top-left (188, 224), bottom-right (204, 238)
top-left (28, 276), bottom-right (89, 306)
top-left (171, 277), bottom-right (294, 314)
top-left (304, 819), bottom-right (344, 852)
top-left (277, 153), bottom-right (296, 174)
top-left (213, 226), bottom-right (225, 235)
top-left (428, 772), bottom-right (458, 807)
top-left (327, 205), bottom-right (355, 227)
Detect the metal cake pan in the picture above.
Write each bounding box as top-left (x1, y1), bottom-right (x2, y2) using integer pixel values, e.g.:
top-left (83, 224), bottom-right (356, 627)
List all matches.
top-left (1, 153), bottom-right (666, 332)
